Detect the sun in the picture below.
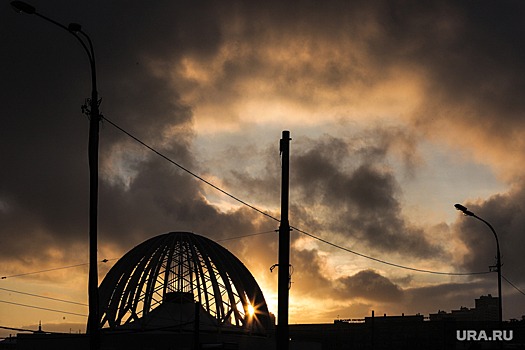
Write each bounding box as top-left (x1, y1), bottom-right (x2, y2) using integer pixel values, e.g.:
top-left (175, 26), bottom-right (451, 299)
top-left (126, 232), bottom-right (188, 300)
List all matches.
top-left (247, 304), bottom-right (255, 317)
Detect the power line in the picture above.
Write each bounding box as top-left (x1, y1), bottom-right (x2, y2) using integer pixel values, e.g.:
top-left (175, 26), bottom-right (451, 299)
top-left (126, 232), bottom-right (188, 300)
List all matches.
top-left (0, 231), bottom-right (276, 282)
top-left (216, 230), bottom-right (276, 242)
top-left (0, 231), bottom-right (275, 283)
top-left (0, 259), bottom-right (115, 280)
top-left (1, 262), bottom-right (87, 280)
top-left (102, 116), bottom-right (493, 277)
top-left (0, 287), bottom-right (87, 306)
top-left (292, 225), bottom-right (491, 276)
top-left (102, 116), bottom-right (280, 224)
top-left (502, 275), bottom-right (525, 296)
top-left (0, 300), bottom-right (87, 317)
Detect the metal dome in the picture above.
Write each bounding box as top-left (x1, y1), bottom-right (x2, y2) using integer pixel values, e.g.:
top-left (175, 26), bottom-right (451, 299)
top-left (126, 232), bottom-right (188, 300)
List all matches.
top-left (98, 232), bottom-right (273, 334)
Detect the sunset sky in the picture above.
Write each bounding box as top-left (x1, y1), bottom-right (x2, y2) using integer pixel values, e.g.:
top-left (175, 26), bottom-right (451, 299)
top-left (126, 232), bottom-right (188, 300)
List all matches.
top-left (2, 0), bottom-right (525, 337)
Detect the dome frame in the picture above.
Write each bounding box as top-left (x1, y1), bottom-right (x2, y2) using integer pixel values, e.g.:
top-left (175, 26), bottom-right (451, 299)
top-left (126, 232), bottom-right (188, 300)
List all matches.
top-left (98, 232), bottom-right (272, 334)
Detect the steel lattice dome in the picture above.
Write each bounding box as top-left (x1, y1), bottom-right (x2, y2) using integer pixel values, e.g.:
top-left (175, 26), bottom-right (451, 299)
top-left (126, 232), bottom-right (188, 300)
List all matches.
top-left (98, 232), bottom-right (273, 335)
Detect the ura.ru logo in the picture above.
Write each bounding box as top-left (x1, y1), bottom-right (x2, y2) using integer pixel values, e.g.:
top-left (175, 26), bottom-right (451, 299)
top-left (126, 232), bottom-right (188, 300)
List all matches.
top-left (456, 330), bottom-right (513, 341)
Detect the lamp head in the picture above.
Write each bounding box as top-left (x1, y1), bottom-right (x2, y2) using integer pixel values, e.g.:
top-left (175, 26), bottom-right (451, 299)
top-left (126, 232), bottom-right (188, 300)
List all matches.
top-left (454, 203), bottom-right (474, 216)
top-left (10, 1), bottom-right (36, 14)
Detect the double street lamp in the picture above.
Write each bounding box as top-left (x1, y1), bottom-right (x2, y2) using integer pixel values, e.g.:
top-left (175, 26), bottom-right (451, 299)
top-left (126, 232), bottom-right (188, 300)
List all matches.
top-left (11, 1), bottom-right (101, 349)
top-left (454, 203), bottom-right (503, 323)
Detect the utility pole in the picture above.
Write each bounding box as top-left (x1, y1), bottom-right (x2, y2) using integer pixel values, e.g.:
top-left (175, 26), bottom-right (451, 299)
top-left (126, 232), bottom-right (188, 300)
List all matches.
top-left (277, 130), bottom-right (291, 350)
top-left (87, 55), bottom-right (101, 350)
top-left (10, 2), bottom-right (101, 348)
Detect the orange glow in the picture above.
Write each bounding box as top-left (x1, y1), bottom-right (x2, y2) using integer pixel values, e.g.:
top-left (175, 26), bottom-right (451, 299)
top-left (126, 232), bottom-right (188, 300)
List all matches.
top-left (247, 304), bottom-right (255, 317)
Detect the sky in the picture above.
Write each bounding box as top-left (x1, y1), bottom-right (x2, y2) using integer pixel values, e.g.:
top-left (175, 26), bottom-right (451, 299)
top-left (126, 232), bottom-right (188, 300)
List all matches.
top-left (1, 0), bottom-right (525, 337)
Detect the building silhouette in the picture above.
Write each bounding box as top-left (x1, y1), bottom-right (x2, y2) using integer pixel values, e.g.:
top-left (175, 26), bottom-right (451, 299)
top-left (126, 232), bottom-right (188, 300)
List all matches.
top-left (288, 295), bottom-right (523, 350)
top-left (429, 294), bottom-right (499, 322)
top-left (16, 232), bottom-right (275, 350)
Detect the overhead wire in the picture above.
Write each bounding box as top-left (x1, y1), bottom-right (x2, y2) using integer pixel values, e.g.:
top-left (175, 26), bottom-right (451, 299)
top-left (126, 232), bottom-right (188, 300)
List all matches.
top-left (102, 116), bottom-right (279, 224)
top-left (0, 287), bottom-right (87, 306)
top-left (0, 300), bottom-right (87, 317)
top-left (292, 226), bottom-right (491, 276)
top-left (101, 116), bottom-right (494, 277)
top-left (1, 259), bottom-right (115, 280)
top-left (0, 230), bottom-right (275, 282)
top-left (503, 275), bottom-right (525, 296)
top-left (1, 262), bottom-right (87, 280)
top-left (216, 230), bottom-right (276, 242)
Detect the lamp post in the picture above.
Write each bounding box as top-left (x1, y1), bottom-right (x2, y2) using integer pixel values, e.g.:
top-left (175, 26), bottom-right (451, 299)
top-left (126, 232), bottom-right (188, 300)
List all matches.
top-left (11, 2), bottom-right (101, 348)
top-left (454, 203), bottom-right (502, 323)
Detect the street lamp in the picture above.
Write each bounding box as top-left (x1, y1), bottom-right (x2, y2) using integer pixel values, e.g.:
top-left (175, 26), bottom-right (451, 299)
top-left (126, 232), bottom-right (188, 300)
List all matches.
top-left (11, 1), bottom-right (101, 348)
top-left (454, 203), bottom-right (503, 323)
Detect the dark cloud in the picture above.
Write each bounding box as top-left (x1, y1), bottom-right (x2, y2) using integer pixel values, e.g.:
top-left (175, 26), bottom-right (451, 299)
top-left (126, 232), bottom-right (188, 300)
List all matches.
top-left (418, 3), bottom-right (525, 119)
top-left (1, 0), bottom-right (245, 269)
top-left (290, 254), bottom-right (509, 320)
top-left (220, 143), bottom-right (282, 209)
top-left (213, 129), bottom-right (440, 260)
top-left (291, 248), bottom-right (333, 298)
top-left (290, 250), bottom-right (397, 305)
top-left (348, 0), bottom-right (525, 120)
top-left (99, 157), bottom-right (268, 248)
top-left (290, 257), bottom-right (496, 318)
top-left (290, 133), bottom-right (443, 258)
top-left (379, 2), bottom-right (525, 181)
top-left (335, 269), bottom-right (404, 303)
